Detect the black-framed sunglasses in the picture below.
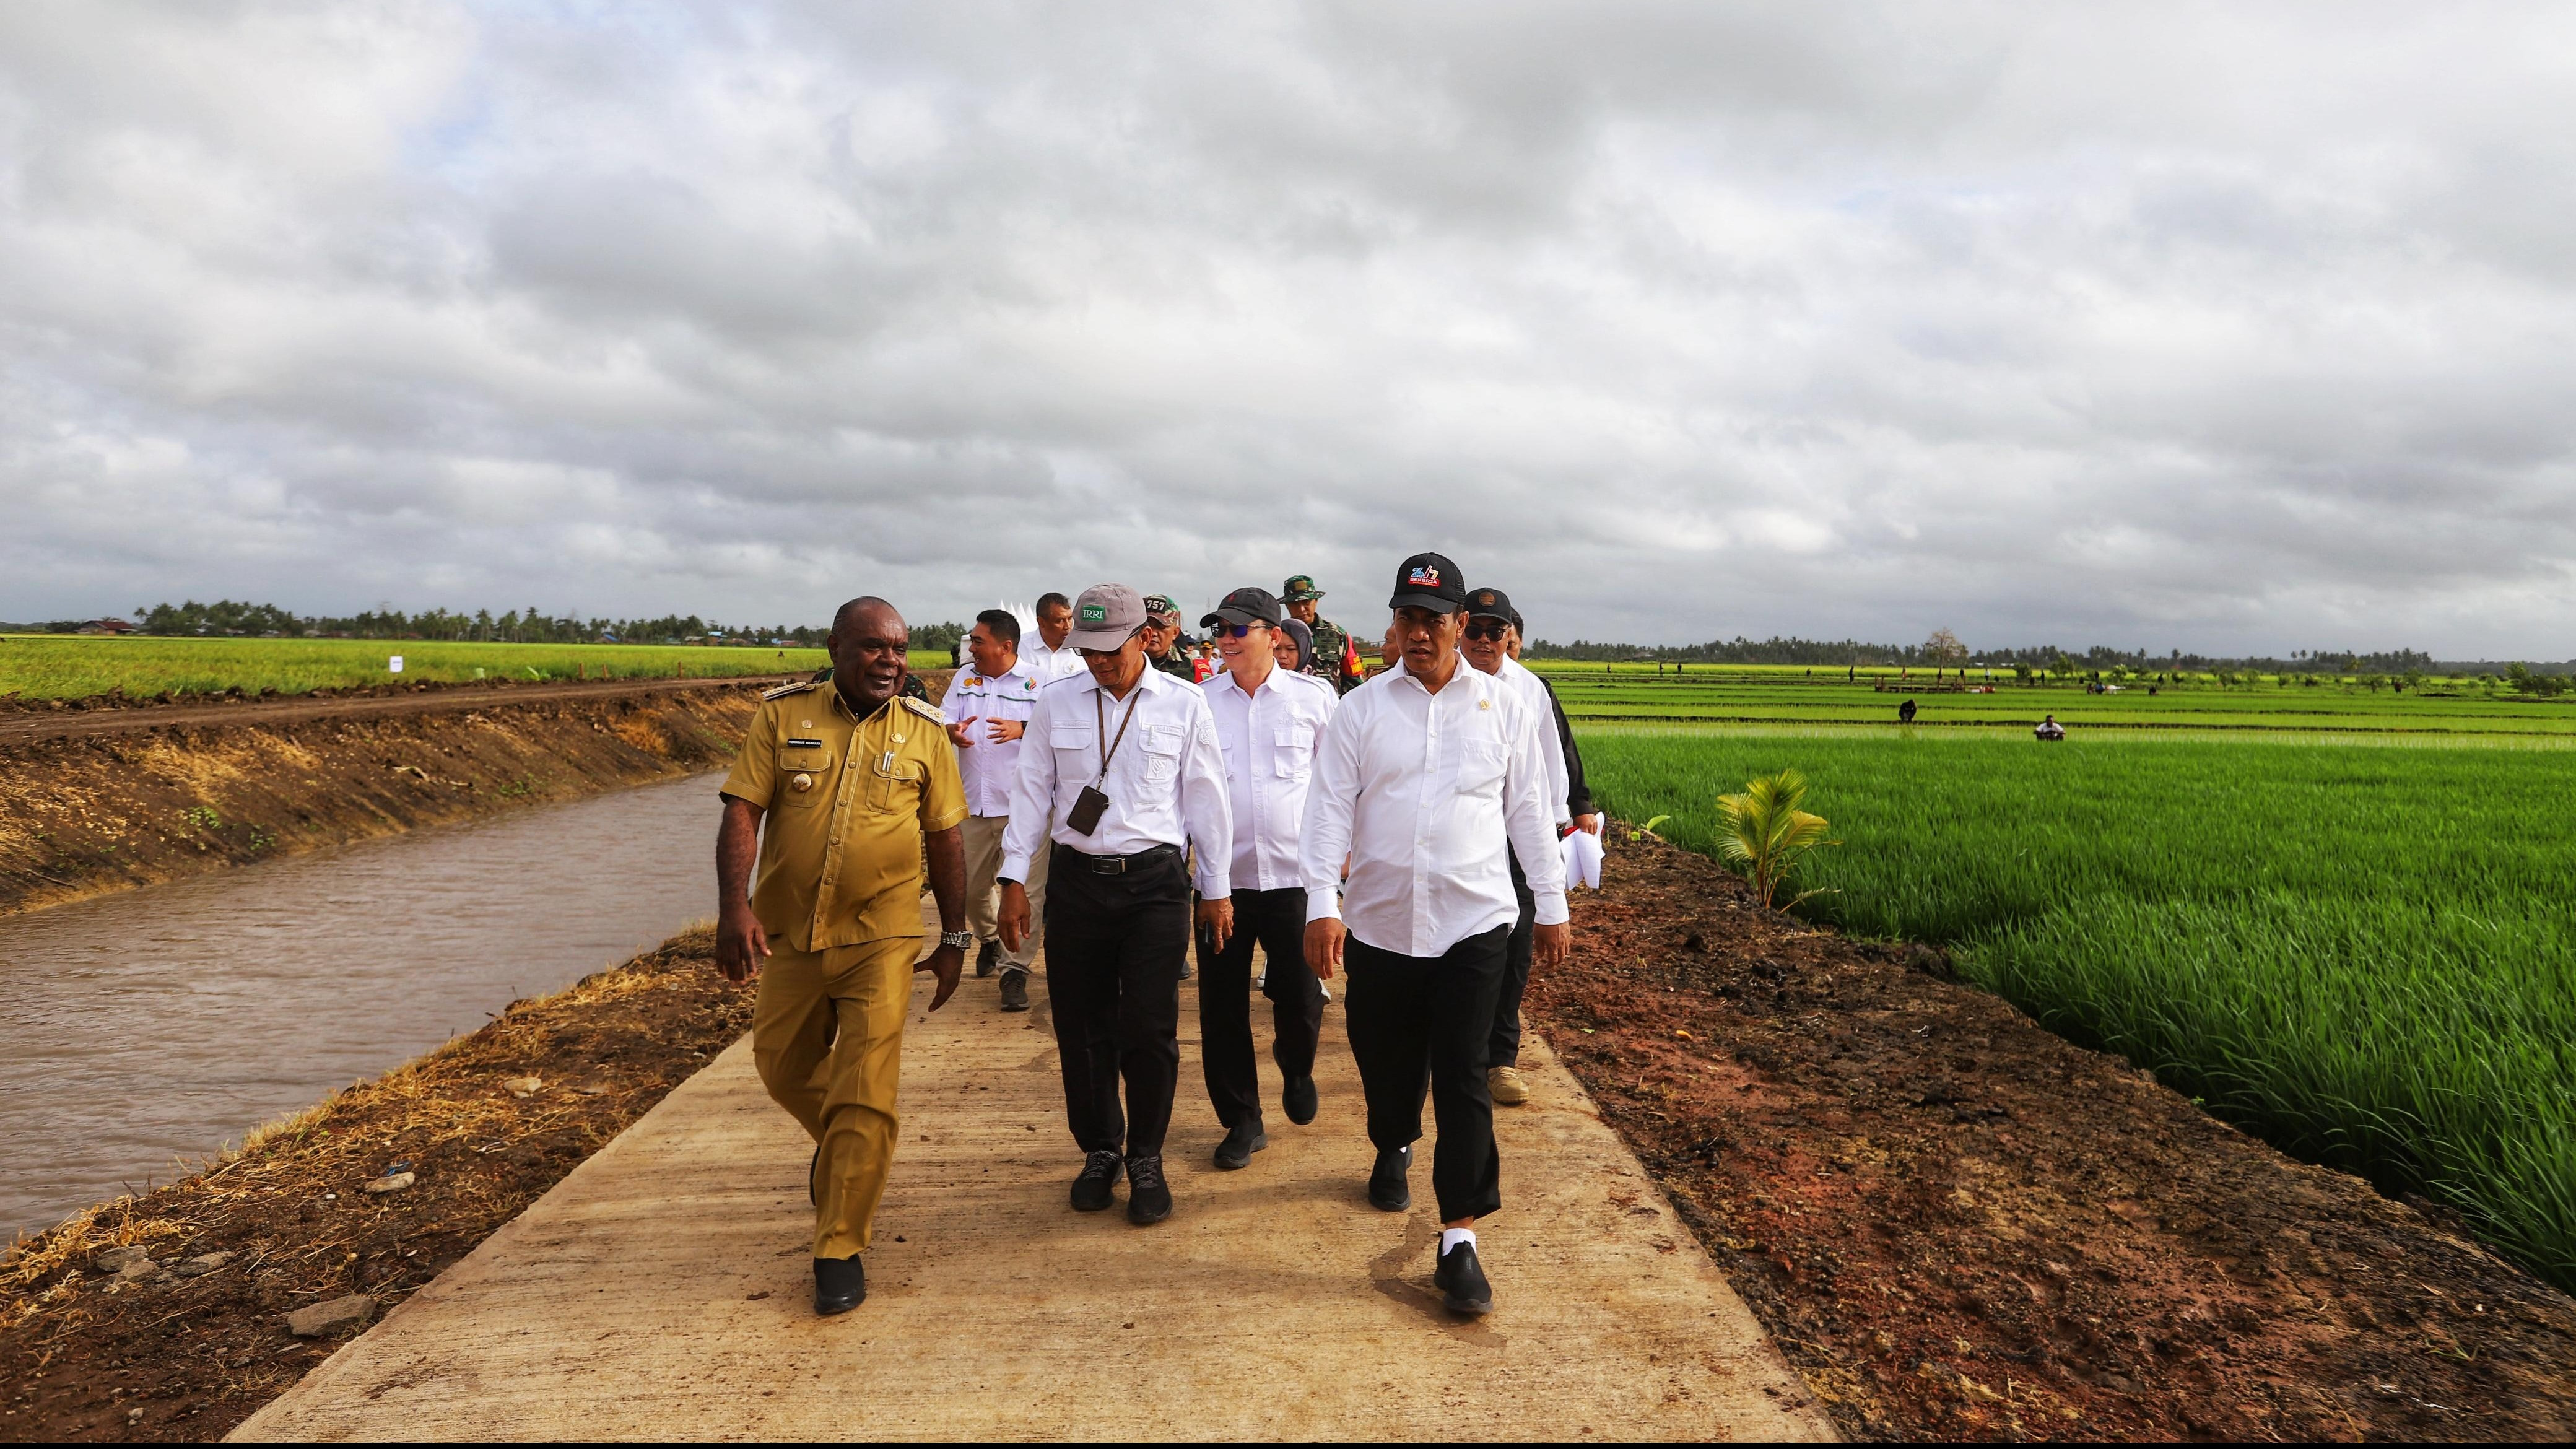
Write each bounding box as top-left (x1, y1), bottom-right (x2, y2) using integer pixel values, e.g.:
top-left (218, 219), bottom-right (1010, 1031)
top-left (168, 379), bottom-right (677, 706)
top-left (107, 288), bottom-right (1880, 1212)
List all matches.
top-left (1462, 620), bottom-right (1510, 641)
top-left (1212, 620), bottom-right (1272, 639)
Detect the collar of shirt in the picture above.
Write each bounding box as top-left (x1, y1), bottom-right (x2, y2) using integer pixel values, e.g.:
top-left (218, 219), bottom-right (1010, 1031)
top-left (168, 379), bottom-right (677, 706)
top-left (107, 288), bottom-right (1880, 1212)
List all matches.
top-left (1298, 663), bottom-right (1568, 957)
top-left (1201, 664), bottom-right (1338, 893)
top-left (999, 664), bottom-right (1234, 894)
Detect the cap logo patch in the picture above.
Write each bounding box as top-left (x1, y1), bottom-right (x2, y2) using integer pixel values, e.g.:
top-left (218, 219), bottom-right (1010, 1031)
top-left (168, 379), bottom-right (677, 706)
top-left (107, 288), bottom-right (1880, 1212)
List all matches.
top-left (1408, 565), bottom-right (1442, 586)
top-left (1079, 603), bottom-right (1107, 623)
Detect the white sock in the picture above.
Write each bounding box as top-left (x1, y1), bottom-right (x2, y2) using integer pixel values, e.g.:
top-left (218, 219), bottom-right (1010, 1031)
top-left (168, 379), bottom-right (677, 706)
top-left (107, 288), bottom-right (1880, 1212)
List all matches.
top-left (1440, 1227), bottom-right (1476, 1254)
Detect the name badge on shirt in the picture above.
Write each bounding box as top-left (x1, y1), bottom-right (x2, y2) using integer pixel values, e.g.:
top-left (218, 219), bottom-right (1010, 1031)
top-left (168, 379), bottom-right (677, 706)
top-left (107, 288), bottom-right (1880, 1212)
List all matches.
top-left (786, 737), bottom-right (825, 749)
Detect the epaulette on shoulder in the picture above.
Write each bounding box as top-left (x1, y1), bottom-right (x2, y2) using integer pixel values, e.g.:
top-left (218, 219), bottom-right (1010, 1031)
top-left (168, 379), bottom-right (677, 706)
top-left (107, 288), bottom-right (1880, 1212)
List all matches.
top-left (899, 695), bottom-right (945, 722)
top-left (761, 679), bottom-right (822, 702)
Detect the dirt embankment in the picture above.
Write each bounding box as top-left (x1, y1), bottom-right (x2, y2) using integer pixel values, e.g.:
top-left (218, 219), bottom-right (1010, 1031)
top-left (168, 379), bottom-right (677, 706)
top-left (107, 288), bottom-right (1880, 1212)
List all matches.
top-left (1530, 833), bottom-right (2576, 1442)
top-left (0, 929), bottom-right (752, 1443)
top-left (0, 682), bottom-right (774, 916)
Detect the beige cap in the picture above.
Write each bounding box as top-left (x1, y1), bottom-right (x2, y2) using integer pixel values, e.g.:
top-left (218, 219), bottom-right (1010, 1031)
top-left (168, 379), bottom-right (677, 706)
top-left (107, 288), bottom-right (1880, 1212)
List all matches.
top-left (1064, 583), bottom-right (1146, 651)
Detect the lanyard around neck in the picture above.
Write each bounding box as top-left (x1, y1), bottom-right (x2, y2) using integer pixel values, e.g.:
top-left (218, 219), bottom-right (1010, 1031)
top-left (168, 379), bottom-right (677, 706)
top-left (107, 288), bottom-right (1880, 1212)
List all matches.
top-left (1093, 682), bottom-right (1144, 786)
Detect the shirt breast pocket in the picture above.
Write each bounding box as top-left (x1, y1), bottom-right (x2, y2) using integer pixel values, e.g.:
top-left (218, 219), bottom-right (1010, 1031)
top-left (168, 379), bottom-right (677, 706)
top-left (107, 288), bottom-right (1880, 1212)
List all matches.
top-left (777, 749), bottom-right (834, 809)
top-left (1050, 722), bottom-right (1095, 768)
top-left (1140, 723), bottom-right (1182, 785)
top-left (1271, 726), bottom-right (1312, 780)
top-left (866, 750), bottom-right (921, 811)
top-left (1454, 739), bottom-right (1508, 796)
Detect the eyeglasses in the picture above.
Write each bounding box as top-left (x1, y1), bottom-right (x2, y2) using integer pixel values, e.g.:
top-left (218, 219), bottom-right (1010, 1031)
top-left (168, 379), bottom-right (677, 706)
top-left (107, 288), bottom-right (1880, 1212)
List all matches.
top-left (1212, 621), bottom-right (1271, 639)
top-left (1462, 621), bottom-right (1510, 642)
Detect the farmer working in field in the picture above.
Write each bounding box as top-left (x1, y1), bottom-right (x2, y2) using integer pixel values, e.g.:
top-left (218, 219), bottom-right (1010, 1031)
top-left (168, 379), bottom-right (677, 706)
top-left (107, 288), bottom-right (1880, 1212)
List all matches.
top-left (996, 584), bottom-right (1234, 1225)
top-left (1457, 588), bottom-right (1595, 1108)
top-left (714, 596), bottom-right (973, 1317)
top-left (1192, 585), bottom-right (1339, 1170)
top-left (1302, 553), bottom-right (1569, 1316)
top-left (941, 608), bottom-right (1048, 1012)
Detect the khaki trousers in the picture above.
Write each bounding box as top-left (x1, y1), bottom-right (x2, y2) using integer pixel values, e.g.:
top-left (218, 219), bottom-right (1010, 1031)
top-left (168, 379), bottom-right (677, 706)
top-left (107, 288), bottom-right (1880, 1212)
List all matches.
top-left (959, 813), bottom-right (1048, 969)
top-left (752, 934), bottom-right (915, 1259)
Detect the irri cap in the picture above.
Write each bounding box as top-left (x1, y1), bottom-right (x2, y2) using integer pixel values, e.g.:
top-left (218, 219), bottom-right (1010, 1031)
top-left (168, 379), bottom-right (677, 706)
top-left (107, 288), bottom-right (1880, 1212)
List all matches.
top-left (1387, 552), bottom-right (1466, 613)
top-left (1064, 583), bottom-right (1147, 651)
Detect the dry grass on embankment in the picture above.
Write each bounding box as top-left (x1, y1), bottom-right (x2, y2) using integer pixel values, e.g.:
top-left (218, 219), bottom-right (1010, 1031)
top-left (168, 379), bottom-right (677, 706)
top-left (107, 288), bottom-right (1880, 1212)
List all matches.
top-left (0, 928), bottom-right (751, 1443)
top-left (0, 682), bottom-right (768, 916)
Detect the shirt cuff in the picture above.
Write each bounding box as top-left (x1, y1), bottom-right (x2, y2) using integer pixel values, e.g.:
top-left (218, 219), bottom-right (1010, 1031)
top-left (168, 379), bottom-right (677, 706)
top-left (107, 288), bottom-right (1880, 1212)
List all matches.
top-left (1304, 887), bottom-right (1343, 924)
top-left (1194, 868), bottom-right (1232, 899)
top-left (1533, 889), bottom-right (1569, 926)
top-left (1000, 850), bottom-right (1031, 882)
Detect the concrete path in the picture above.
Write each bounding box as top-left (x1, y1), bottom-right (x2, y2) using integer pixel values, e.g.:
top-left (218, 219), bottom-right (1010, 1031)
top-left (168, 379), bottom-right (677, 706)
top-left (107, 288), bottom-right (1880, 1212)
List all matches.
top-left (234, 934), bottom-right (1833, 1442)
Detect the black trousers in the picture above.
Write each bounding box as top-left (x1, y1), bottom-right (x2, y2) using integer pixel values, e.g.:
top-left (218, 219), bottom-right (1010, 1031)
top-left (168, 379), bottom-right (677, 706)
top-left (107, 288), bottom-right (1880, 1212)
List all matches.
top-left (1043, 843), bottom-right (1190, 1159)
top-left (1196, 887), bottom-right (1325, 1128)
top-left (1488, 847), bottom-right (1539, 1068)
top-left (1342, 925), bottom-right (1510, 1223)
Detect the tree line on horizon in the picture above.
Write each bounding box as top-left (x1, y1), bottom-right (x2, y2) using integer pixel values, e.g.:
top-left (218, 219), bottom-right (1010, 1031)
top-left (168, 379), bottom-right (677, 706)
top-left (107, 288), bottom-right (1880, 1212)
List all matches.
top-left (1516, 631), bottom-right (2543, 676)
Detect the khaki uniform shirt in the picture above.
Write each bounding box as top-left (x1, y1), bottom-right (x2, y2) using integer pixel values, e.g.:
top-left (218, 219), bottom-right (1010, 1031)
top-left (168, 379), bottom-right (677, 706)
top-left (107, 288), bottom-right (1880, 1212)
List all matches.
top-left (721, 680), bottom-right (967, 952)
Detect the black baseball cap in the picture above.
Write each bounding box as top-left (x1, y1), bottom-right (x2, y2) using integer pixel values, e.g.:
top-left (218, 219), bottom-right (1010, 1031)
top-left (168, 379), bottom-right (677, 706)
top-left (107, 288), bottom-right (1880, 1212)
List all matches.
top-left (1201, 586), bottom-right (1282, 629)
top-left (1464, 586), bottom-right (1513, 622)
top-left (1388, 552), bottom-right (1466, 613)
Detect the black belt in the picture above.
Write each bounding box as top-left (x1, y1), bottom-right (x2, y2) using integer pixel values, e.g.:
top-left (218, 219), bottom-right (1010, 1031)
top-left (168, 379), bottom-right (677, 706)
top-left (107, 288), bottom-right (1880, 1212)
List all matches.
top-left (1057, 842), bottom-right (1181, 874)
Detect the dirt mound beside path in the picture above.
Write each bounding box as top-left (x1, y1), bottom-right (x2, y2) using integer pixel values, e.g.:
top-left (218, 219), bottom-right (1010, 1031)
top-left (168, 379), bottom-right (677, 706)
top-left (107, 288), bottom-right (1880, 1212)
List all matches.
top-left (1528, 832), bottom-right (2576, 1441)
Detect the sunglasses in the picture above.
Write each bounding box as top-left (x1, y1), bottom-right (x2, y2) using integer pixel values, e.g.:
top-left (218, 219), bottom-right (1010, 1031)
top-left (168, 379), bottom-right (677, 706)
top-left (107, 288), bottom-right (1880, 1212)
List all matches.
top-left (1212, 621), bottom-right (1273, 639)
top-left (1462, 620), bottom-right (1510, 642)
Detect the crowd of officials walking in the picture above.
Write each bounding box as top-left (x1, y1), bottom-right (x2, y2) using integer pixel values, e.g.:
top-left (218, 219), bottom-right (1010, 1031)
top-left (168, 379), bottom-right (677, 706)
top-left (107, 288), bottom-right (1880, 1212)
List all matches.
top-left (713, 558), bottom-right (1597, 1321)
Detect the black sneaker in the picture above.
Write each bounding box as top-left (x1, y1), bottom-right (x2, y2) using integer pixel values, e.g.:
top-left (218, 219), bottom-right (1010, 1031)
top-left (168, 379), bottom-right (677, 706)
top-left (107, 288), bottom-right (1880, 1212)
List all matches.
top-left (975, 939), bottom-right (1001, 978)
top-left (1126, 1155), bottom-right (1173, 1225)
top-left (998, 968), bottom-right (1030, 1012)
top-left (813, 1253), bottom-right (866, 1316)
top-left (1071, 1150), bottom-right (1122, 1211)
top-left (1367, 1145), bottom-right (1412, 1212)
top-left (1433, 1240), bottom-right (1492, 1316)
top-left (1213, 1121), bottom-right (1268, 1170)
top-left (1282, 1074), bottom-right (1318, 1126)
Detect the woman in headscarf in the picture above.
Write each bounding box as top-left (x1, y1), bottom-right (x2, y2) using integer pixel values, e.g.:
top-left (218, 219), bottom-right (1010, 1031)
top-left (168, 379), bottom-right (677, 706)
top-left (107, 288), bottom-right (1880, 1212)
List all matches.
top-left (1274, 616), bottom-right (1318, 677)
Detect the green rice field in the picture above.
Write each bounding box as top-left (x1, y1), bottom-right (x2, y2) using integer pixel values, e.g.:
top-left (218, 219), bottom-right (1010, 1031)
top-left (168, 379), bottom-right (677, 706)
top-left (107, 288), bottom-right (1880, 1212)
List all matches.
top-left (0, 636), bottom-right (955, 701)
top-left (1577, 724), bottom-right (2576, 1294)
top-left (1527, 659), bottom-right (2576, 736)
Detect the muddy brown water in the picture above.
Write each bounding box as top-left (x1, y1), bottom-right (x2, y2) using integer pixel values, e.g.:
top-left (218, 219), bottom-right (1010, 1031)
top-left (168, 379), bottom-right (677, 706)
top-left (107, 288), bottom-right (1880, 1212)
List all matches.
top-left (1, 772), bottom-right (731, 1243)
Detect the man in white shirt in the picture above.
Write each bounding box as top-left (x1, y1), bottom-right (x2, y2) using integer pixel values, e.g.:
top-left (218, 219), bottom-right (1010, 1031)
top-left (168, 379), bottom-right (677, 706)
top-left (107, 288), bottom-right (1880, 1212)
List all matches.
top-left (1020, 591), bottom-right (1087, 685)
top-left (1302, 553), bottom-right (1569, 1318)
top-left (1461, 589), bottom-right (1599, 1108)
top-left (998, 584), bottom-right (1234, 1226)
top-left (941, 609), bottom-right (1050, 1012)
top-left (1193, 585), bottom-right (1339, 1170)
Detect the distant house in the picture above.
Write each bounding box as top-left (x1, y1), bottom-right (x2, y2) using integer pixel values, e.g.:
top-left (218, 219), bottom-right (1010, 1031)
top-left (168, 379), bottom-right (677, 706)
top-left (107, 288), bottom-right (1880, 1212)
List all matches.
top-left (77, 618), bottom-right (138, 635)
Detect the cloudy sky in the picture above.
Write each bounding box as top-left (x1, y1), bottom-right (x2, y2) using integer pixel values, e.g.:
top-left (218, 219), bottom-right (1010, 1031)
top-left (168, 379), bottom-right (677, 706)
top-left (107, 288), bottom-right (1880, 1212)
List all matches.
top-left (3, 2), bottom-right (2572, 656)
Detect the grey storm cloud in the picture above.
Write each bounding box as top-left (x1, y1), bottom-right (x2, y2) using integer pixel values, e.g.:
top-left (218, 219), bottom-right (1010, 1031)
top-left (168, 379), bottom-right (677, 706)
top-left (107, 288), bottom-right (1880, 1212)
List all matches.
top-left (2, 1), bottom-right (2572, 655)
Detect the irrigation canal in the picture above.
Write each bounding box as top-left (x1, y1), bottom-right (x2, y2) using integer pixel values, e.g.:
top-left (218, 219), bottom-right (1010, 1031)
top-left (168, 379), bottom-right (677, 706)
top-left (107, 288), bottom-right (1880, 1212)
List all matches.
top-left (1, 772), bottom-right (726, 1242)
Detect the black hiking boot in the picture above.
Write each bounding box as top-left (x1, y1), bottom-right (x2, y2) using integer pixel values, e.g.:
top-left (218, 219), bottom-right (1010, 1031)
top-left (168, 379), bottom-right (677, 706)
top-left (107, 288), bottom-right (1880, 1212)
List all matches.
top-left (1282, 1073), bottom-right (1318, 1126)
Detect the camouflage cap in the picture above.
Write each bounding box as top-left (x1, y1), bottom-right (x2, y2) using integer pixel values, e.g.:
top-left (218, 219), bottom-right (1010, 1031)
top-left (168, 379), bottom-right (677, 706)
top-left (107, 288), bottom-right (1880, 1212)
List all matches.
top-left (1280, 574), bottom-right (1326, 603)
top-left (1141, 593), bottom-right (1183, 625)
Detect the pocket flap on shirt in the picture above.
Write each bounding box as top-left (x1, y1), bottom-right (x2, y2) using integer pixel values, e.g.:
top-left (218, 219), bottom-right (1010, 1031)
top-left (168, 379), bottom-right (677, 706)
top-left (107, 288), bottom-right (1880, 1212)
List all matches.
top-left (1141, 723), bottom-right (1182, 754)
top-left (1271, 726), bottom-right (1310, 749)
top-left (1050, 722), bottom-right (1094, 749)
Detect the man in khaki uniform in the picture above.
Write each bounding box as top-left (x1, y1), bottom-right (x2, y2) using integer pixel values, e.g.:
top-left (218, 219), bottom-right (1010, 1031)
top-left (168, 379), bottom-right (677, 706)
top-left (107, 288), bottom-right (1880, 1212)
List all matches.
top-left (716, 596), bottom-right (972, 1317)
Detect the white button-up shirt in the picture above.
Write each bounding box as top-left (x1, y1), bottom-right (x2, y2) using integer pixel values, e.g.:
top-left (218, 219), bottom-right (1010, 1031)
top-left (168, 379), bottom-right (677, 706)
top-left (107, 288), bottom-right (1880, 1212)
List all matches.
top-left (1022, 638), bottom-right (1088, 685)
top-left (1201, 661), bottom-right (1339, 894)
top-left (1494, 655), bottom-right (1573, 826)
top-left (939, 661), bottom-right (1044, 817)
top-left (1002, 665), bottom-right (1234, 896)
top-left (1302, 661), bottom-right (1568, 957)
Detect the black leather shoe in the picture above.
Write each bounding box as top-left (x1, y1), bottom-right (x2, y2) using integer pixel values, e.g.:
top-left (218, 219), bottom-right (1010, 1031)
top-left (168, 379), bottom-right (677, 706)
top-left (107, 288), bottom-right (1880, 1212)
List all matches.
top-left (813, 1254), bottom-right (866, 1316)
top-left (1213, 1121), bottom-right (1268, 1170)
top-left (998, 969), bottom-right (1030, 1012)
top-left (1071, 1150), bottom-right (1122, 1211)
top-left (1368, 1145), bottom-right (1412, 1212)
top-left (975, 939), bottom-right (1000, 978)
top-left (1282, 1074), bottom-right (1318, 1126)
top-left (1126, 1155), bottom-right (1173, 1224)
top-left (1434, 1240), bottom-right (1492, 1316)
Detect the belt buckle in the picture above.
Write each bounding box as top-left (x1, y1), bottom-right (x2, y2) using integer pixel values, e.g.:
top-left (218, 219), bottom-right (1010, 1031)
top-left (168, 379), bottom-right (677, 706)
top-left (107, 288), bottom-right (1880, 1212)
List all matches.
top-left (1093, 855), bottom-right (1125, 875)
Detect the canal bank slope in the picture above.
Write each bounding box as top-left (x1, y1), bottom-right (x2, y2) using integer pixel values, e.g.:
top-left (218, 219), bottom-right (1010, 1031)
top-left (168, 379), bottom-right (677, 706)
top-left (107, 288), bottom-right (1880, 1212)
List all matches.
top-left (0, 677), bottom-right (803, 916)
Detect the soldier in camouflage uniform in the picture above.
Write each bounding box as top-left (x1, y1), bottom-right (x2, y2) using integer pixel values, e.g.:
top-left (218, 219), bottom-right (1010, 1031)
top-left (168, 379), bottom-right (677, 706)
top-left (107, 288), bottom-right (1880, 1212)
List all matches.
top-left (1281, 575), bottom-right (1360, 694)
top-left (1141, 594), bottom-right (1196, 681)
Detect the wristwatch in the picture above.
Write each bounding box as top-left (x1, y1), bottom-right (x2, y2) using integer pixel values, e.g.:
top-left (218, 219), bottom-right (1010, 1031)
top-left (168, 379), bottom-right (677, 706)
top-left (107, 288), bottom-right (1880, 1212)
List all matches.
top-left (939, 929), bottom-right (977, 952)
